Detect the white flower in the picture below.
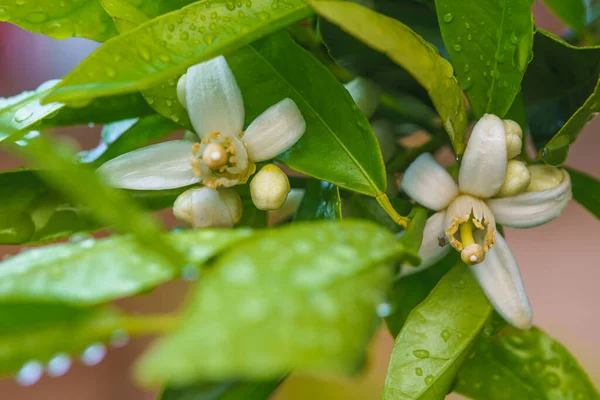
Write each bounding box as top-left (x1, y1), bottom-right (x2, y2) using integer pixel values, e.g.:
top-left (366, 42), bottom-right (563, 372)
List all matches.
top-left (344, 77), bottom-right (382, 119)
top-left (173, 187), bottom-right (242, 228)
top-left (97, 56), bottom-right (306, 191)
top-left (250, 164), bottom-right (291, 211)
top-left (400, 114), bottom-right (572, 330)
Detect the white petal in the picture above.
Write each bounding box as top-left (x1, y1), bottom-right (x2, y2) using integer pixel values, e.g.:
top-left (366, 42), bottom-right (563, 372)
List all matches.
top-left (97, 140), bottom-right (199, 190)
top-left (487, 170), bottom-right (572, 228)
top-left (344, 77), bottom-right (382, 119)
top-left (191, 187), bottom-right (234, 228)
top-left (371, 119), bottom-right (396, 163)
top-left (186, 56), bottom-right (244, 138)
top-left (469, 233), bottom-right (532, 330)
top-left (243, 98), bottom-right (306, 162)
top-left (400, 211), bottom-right (451, 277)
top-left (400, 153), bottom-right (459, 211)
top-left (459, 114), bottom-right (508, 198)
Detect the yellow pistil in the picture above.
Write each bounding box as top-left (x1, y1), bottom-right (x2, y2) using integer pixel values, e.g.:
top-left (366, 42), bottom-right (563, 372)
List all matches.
top-left (458, 219), bottom-right (484, 265)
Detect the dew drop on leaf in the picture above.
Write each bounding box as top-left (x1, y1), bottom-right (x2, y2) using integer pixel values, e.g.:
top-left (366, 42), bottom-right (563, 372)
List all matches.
top-left (413, 349), bottom-right (430, 358)
top-left (541, 145), bottom-right (569, 166)
top-left (14, 108), bottom-right (33, 122)
top-left (464, 22), bottom-right (471, 29)
top-left (138, 47), bottom-right (152, 62)
top-left (16, 361), bottom-right (43, 386)
top-left (440, 329), bottom-right (451, 342)
top-left (180, 31), bottom-right (190, 40)
top-left (81, 343), bottom-right (107, 366)
top-left (424, 374), bottom-right (435, 385)
top-left (453, 44), bottom-right (462, 52)
top-left (105, 67), bottom-right (117, 78)
top-left (443, 13), bottom-right (453, 23)
top-left (46, 353), bottom-right (71, 377)
top-left (15, 0), bottom-right (26, 6)
top-left (415, 367), bottom-right (423, 376)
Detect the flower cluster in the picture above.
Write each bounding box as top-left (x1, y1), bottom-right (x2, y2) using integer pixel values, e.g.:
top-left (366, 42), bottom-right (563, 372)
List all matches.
top-left (98, 56), bottom-right (307, 228)
top-left (400, 114), bottom-right (572, 329)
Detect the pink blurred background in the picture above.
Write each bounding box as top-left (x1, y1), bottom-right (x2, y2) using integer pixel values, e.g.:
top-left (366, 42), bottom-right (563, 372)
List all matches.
top-left (0, 2), bottom-right (598, 399)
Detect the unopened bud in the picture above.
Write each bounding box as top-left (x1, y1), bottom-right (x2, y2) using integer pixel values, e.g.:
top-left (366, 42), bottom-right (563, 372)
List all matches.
top-left (250, 164), bottom-right (290, 210)
top-left (173, 187), bottom-right (241, 228)
top-left (177, 73), bottom-right (187, 109)
top-left (371, 119), bottom-right (397, 162)
top-left (503, 119), bottom-right (523, 159)
top-left (527, 165), bottom-right (564, 192)
top-left (344, 77), bottom-right (382, 119)
top-left (496, 160), bottom-right (531, 197)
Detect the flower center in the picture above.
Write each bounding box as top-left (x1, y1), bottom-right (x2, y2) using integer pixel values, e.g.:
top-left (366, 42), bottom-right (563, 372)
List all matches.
top-left (444, 195), bottom-right (496, 265)
top-left (190, 131), bottom-right (254, 189)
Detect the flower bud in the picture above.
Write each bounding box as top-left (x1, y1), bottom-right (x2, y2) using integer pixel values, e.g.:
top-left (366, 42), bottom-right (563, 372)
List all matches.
top-left (177, 73), bottom-right (187, 109)
top-left (371, 119), bottom-right (397, 162)
top-left (496, 160), bottom-right (531, 197)
top-left (250, 164), bottom-right (290, 210)
top-left (526, 165), bottom-right (564, 192)
top-left (503, 119), bottom-right (523, 159)
top-left (173, 187), bottom-right (241, 228)
top-left (344, 77), bottom-right (382, 119)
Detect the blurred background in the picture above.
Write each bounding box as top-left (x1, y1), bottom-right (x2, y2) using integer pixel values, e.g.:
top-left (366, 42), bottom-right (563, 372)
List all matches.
top-left (0, 1), bottom-right (598, 399)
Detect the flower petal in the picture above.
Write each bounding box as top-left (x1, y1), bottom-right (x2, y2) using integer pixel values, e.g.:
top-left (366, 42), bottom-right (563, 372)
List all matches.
top-left (400, 153), bottom-right (459, 211)
top-left (97, 140), bottom-right (199, 190)
top-left (459, 114), bottom-right (507, 198)
top-left (487, 169), bottom-right (571, 228)
top-left (243, 98), bottom-right (306, 162)
top-left (191, 187), bottom-right (235, 228)
top-left (185, 56), bottom-right (244, 138)
top-left (469, 233), bottom-right (532, 330)
top-left (344, 77), bottom-right (381, 119)
top-left (400, 211), bottom-right (450, 277)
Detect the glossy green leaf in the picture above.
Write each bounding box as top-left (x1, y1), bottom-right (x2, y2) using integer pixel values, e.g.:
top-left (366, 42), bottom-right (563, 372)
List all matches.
top-left (542, 0), bottom-right (588, 31)
top-left (0, 228), bottom-right (252, 305)
top-left (341, 194), bottom-right (410, 233)
top-left (228, 33), bottom-right (387, 196)
top-left (566, 167), bottom-right (600, 219)
top-left (294, 180), bottom-right (342, 221)
top-left (523, 30), bottom-right (600, 162)
top-left (435, 0), bottom-right (534, 118)
top-left (11, 135), bottom-right (186, 266)
top-left (0, 81), bottom-right (154, 142)
top-left (0, 304), bottom-right (124, 375)
top-left (0, 0), bottom-right (117, 41)
top-left (80, 115), bottom-right (181, 166)
top-left (44, 0), bottom-right (313, 103)
top-left (312, 1), bottom-right (467, 153)
top-left (397, 206), bottom-right (428, 255)
top-left (385, 253), bottom-right (460, 338)
top-left (455, 326), bottom-right (600, 399)
top-left (100, 0), bottom-right (197, 32)
top-left (161, 380), bottom-right (283, 400)
top-left (383, 263), bottom-right (492, 400)
top-left (137, 220), bottom-right (419, 386)
top-left (142, 74), bottom-right (193, 130)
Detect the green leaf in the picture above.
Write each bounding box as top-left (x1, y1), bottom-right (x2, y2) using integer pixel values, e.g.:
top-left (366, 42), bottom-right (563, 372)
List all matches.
top-left (160, 380), bottom-right (283, 400)
top-left (385, 253), bottom-right (460, 338)
top-left (523, 29), bottom-right (600, 163)
top-left (80, 115), bottom-right (181, 166)
top-left (0, 304), bottom-right (123, 375)
top-left (566, 167), bottom-right (600, 219)
top-left (142, 74), bottom-right (193, 130)
top-left (341, 194), bottom-right (409, 233)
top-left (383, 262), bottom-right (492, 400)
top-left (43, 0), bottom-right (313, 103)
top-left (542, 0), bottom-right (588, 31)
top-left (0, 81), bottom-right (154, 142)
top-left (228, 33), bottom-right (387, 196)
top-left (0, 228), bottom-right (252, 305)
top-left (435, 0), bottom-right (534, 118)
top-left (294, 180), bottom-right (342, 221)
top-left (136, 220), bottom-right (419, 386)
top-left (311, 1), bottom-right (467, 153)
top-left (0, 0), bottom-right (117, 41)
top-left (455, 326), bottom-right (600, 399)
top-left (100, 0), bottom-right (197, 33)
top-left (10, 135), bottom-right (186, 267)
top-left (397, 206), bottom-right (428, 255)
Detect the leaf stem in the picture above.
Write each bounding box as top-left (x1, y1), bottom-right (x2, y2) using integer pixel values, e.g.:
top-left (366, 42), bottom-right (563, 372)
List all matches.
top-left (376, 194), bottom-right (409, 228)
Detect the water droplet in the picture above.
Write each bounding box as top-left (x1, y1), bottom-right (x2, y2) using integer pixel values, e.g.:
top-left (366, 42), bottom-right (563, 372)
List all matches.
top-left (376, 302), bottom-right (393, 317)
top-left (15, 108), bottom-right (33, 122)
top-left (165, 99), bottom-right (173, 107)
top-left (461, 77), bottom-right (473, 91)
top-left (510, 32), bottom-right (518, 44)
top-left (15, 0), bottom-right (26, 5)
top-left (413, 349), bottom-right (430, 359)
top-left (463, 64), bottom-right (470, 73)
top-left (209, 22), bottom-right (217, 30)
top-left (105, 67), bottom-right (117, 78)
top-left (46, 354), bottom-right (71, 377)
top-left (415, 367), bottom-right (423, 376)
top-left (180, 31), bottom-right (190, 40)
top-left (424, 374), bottom-right (435, 385)
top-left (110, 329), bottom-right (129, 348)
top-left (467, 34), bottom-right (472, 41)
top-left (25, 12), bottom-right (47, 23)
top-left (203, 32), bottom-right (218, 45)
top-left (171, 114), bottom-right (180, 123)
top-left (167, 24), bottom-right (175, 32)
top-left (59, 0), bottom-right (66, 6)
top-left (495, 52), bottom-right (505, 63)
top-left (181, 263), bottom-right (200, 281)
top-left (541, 144), bottom-right (569, 166)
top-left (159, 54), bottom-right (171, 63)
top-left (545, 372), bottom-right (560, 387)
top-left (453, 44), bottom-right (462, 52)
top-left (146, 97), bottom-right (154, 105)
top-left (0, 7), bottom-right (7, 22)
top-left (529, 357), bottom-right (545, 373)
top-left (138, 47), bottom-right (151, 62)
top-left (81, 343), bottom-right (107, 366)
top-left (443, 13), bottom-right (453, 23)
top-left (490, 70), bottom-right (495, 77)
top-left (258, 11), bottom-right (270, 20)
top-left (16, 361), bottom-right (43, 386)
top-left (459, 279), bottom-right (465, 286)
top-left (41, 20), bottom-right (74, 39)
top-left (464, 22), bottom-right (471, 29)
top-left (440, 329), bottom-right (451, 342)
